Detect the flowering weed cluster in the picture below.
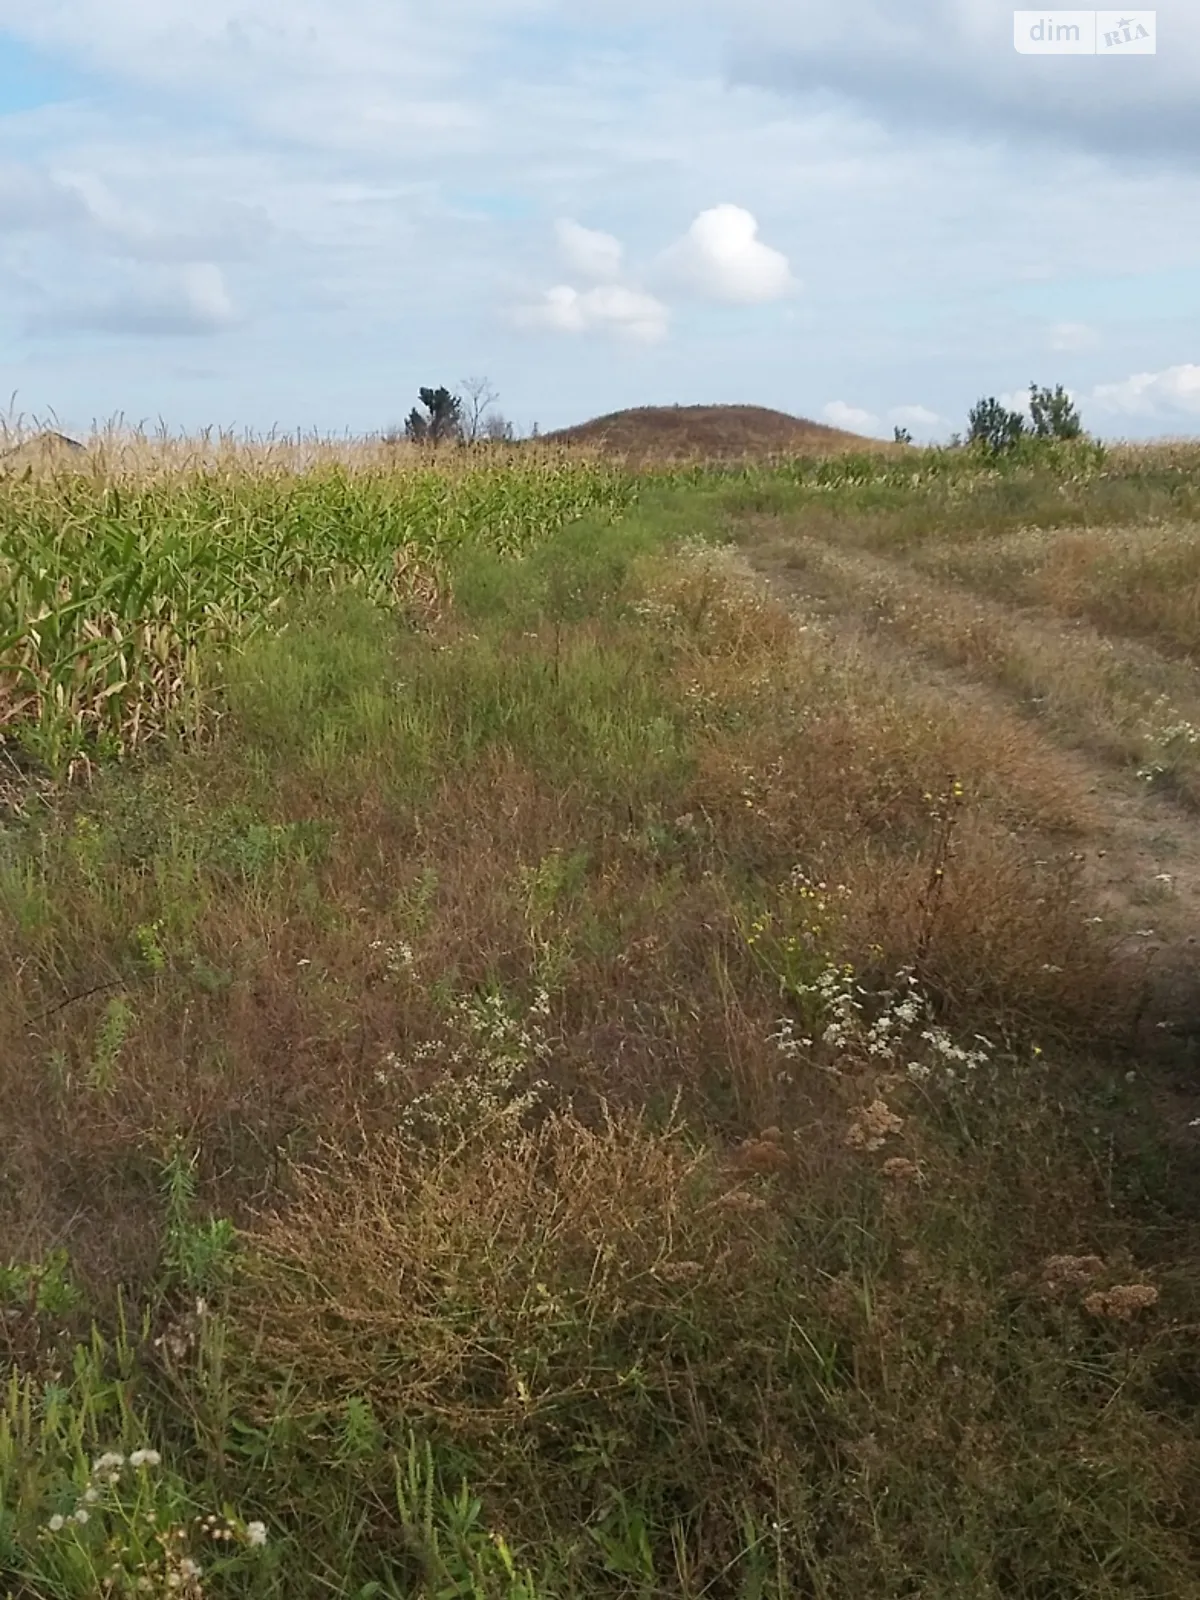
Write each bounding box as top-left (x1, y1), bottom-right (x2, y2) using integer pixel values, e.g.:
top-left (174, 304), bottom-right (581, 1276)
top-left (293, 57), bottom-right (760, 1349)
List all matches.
top-left (766, 955), bottom-right (995, 1090)
top-left (741, 867), bottom-right (852, 1001)
top-left (11, 1441), bottom-right (268, 1599)
top-left (368, 936), bottom-right (417, 981)
top-left (1135, 695), bottom-right (1200, 787)
top-left (393, 983), bottom-right (553, 1146)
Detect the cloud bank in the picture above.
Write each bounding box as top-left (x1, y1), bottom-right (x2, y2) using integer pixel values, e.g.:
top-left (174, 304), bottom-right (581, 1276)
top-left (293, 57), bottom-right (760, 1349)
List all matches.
top-left (29, 263), bottom-right (238, 338)
top-left (721, 0), bottom-right (1200, 167)
top-left (512, 282), bottom-right (669, 343)
top-left (515, 206), bottom-right (796, 345)
top-left (0, 0), bottom-right (1194, 439)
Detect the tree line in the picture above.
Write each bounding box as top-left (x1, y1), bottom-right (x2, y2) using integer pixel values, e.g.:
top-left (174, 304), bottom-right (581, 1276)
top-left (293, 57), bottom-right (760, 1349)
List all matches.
top-left (384, 379), bottom-right (523, 447)
top-left (892, 382), bottom-right (1085, 452)
top-left (389, 377), bottom-right (1087, 454)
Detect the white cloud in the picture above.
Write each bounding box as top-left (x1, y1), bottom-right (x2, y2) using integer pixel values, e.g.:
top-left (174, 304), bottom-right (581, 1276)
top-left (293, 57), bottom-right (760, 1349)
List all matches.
top-left (826, 401), bottom-right (952, 440)
top-left (888, 403), bottom-right (945, 432)
top-left (555, 219), bottom-right (623, 281)
top-left (0, 1), bottom-right (1196, 439)
top-left (29, 263), bottom-right (237, 338)
top-left (997, 389), bottom-right (1033, 414)
top-left (823, 400), bottom-right (881, 434)
top-left (1088, 364), bottom-right (1200, 417)
top-left (512, 283), bottom-right (669, 343)
top-left (720, 0), bottom-right (1200, 166)
top-left (1049, 321), bottom-right (1100, 353)
top-left (0, 160), bottom-right (268, 263)
top-left (179, 263), bottom-right (236, 326)
top-left (657, 205), bottom-right (796, 305)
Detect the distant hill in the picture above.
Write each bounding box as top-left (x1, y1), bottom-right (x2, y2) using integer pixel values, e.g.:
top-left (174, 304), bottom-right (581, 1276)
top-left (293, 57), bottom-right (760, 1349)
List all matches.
top-left (0, 431), bottom-right (87, 473)
top-left (541, 404), bottom-right (892, 461)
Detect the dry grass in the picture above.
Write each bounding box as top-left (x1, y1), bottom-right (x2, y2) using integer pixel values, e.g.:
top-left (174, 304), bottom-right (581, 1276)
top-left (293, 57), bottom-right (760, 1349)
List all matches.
top-left (740, 501), bottom-right (1200, 806)
top-left (541, 403), bottom-right (896, 463)
top-left (906, 519), bottom-right (1200, 663)
top-left (2, 437), bottom-right (1200, 1598)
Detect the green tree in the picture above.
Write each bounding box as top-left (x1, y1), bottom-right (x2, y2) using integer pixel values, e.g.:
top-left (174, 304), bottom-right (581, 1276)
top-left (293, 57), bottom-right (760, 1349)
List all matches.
top-left (1028, 381), bottom-right (1083, 439)
top-left (967, 396), bottom-right (1026, 455)
top-left (405, 387), bottom-right (464, 446)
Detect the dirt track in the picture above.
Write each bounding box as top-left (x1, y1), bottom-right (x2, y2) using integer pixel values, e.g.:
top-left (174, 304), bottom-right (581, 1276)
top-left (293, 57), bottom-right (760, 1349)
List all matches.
top-left (730, 522), bottom-right (1200, 1144)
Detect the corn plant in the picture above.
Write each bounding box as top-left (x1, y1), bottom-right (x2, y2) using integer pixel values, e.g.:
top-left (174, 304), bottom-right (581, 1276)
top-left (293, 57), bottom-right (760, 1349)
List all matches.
top-left (1, 449), bottom-right (642, 778)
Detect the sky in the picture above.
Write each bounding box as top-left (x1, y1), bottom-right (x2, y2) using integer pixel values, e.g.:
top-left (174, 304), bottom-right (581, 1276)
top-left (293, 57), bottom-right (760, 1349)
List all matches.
top-left (0, 1), bottom-right (1197, 443)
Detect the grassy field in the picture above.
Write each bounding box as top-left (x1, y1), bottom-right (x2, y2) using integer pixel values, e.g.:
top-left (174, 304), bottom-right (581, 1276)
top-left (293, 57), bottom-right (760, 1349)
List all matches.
top-left (2, 431), bottom-right (1200, 1598)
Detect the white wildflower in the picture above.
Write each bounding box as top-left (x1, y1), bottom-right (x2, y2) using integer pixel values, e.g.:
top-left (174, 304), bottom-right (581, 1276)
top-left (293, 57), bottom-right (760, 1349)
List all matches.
top-left (245, 1521), bottom-right (268, 1547)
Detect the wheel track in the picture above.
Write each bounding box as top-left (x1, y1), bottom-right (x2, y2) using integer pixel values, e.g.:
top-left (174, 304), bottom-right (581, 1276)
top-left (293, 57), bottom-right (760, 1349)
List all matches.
top-left (726, 522), bottom-right (1200, 1138)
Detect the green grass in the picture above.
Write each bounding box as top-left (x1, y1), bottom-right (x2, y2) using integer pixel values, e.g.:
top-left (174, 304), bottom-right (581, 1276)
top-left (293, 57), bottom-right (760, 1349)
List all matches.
top-left (2, 436), bottom-right (1200, 1598)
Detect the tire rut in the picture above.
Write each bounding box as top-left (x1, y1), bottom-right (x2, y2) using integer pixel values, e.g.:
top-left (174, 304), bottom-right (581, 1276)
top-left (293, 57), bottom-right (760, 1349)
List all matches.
top-left (728, 527), bottom-right (1200, 1134)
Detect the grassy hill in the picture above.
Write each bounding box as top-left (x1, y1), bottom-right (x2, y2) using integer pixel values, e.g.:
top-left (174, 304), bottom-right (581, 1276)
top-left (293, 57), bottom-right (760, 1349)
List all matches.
top-left (542, 402), bottom-right (890, 460)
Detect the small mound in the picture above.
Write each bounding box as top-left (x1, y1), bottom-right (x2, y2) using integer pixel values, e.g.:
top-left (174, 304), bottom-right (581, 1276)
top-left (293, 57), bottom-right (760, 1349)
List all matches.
top-left (542, 404), bottom-right (890, 462)
top-left (1, 431), bottom-right (87, 473)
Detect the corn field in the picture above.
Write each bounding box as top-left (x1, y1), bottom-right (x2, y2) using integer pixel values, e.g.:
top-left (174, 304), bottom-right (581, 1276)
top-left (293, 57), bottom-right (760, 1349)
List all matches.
top-left (0, 437), bottom-right (642, 780)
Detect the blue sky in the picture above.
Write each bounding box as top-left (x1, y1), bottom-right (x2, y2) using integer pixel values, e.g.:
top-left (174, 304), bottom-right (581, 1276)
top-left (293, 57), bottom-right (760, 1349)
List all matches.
top-left (0, 0), bottom-right (1197, 442)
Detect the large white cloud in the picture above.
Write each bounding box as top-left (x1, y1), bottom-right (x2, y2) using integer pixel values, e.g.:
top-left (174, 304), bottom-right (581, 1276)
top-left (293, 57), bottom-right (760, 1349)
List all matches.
top-left (1088, 364), bottom-right (1200, 417)
top-left (10, 0), bottom-right (1197, 168)
top-left (555, 219), bottom-right (623, 281)
top-left (512, 283), bottom-right (669, 343)
top-left (657, 204), bottom-right (796, 304)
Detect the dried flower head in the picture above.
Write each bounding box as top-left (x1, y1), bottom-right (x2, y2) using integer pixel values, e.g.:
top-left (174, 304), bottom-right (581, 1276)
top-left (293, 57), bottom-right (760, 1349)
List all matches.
top-left (1083, 1284), bottom-right (1159, 1320)
top-left (1041, 1254), bottom-right (1106, 1292)
top-left (881, 1157), bottom-right (921, 1182)
top-left (846, 1099), bottom-right (904, 1151)
top-left (735, 1137), bottom-right (790, 1174)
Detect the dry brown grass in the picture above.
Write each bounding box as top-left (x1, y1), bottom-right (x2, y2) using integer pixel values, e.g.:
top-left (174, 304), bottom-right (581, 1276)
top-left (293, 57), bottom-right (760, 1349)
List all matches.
top-left (744, 522), bottom-right (1200, 805)
top-left (4, 448), bottom-right (1200, 1597)
top-left (541, 403), bottom-right (896, 462)
top-left (907, 519), bottom-right (1200, 663)
top-left (0, 428), bottom-right (562, 484)
top-left (237, 1104), bottom-right (776, 1435)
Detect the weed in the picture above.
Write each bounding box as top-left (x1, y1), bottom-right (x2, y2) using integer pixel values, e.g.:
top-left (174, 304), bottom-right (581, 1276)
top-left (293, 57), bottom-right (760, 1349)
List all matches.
top-left (2, 436), bottom-right (1199, 1595)
top-left (159, 1143), bottom-right (240, 1301)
